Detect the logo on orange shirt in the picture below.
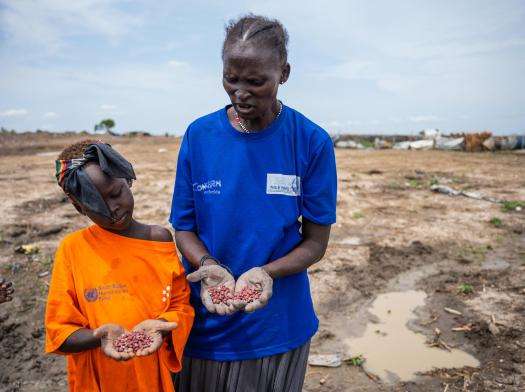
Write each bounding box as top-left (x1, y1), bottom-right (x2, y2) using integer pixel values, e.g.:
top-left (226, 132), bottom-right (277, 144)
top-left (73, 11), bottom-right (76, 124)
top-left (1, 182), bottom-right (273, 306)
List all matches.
top-left (84, 288), bottom-right (99, 302)
top-left (83, 283), bottom-right (129, 302)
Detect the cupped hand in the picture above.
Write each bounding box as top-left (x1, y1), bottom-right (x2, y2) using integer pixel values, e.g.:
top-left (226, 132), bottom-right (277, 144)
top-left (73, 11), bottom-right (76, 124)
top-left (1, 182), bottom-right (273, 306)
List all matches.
top-left (187, 264), bottom-right (236, 315)
top-left (0, 278), bottom-right (14, 304)
top-left (131, 319), bottom-right (178, 356)
top-left (93, 323), bottom-right (132, 361)
top-left (234, 267), bottom-right (273, 313)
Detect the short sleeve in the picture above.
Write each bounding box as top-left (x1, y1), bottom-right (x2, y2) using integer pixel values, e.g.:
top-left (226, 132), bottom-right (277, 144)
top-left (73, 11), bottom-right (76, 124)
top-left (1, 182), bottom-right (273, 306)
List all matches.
top-left (45, 241), bottom-right (88, 354)
top-left (169, 131), bottom-right (197, 231)
top-left (301, 138), bottom-right (337, 225)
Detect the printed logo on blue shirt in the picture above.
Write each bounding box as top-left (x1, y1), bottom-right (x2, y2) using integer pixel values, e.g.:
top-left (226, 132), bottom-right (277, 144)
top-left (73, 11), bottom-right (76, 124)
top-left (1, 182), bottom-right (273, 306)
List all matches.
top-left (266, 173), bottom-right (301, 196)
top-left (193, 180), bottom-right (222, 195)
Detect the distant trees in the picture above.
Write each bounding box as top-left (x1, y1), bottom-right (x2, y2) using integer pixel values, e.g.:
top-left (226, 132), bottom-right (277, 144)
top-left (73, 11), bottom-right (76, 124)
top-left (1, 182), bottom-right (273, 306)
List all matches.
top-left (95, 118), bottom-right (115, 133)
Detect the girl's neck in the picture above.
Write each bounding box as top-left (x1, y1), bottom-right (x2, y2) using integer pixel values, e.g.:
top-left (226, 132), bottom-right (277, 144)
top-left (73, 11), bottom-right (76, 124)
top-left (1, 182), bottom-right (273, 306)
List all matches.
top-left (107, 218), bottom-right (149, 240)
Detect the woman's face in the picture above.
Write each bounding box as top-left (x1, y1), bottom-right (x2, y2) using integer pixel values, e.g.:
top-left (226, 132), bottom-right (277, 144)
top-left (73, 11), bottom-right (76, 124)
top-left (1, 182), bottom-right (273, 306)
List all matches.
top-left (222, 43), bottom-right (289, 120)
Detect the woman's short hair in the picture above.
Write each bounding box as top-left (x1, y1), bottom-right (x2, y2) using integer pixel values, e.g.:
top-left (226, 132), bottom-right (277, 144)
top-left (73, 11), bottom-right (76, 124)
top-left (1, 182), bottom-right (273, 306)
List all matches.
top-left (222, 14), bottom-right (289, 66)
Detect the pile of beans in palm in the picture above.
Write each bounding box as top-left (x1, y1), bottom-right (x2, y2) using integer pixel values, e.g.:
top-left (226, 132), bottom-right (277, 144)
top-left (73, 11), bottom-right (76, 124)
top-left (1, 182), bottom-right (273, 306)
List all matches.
top-left (208, 285), bottom-right (234, 304)
top-left (234, 286), bottom-right (262, 303)
top-left (113, 331), bottom-right (154, 353)
top-left (208, 285), bottom-right (261, 305)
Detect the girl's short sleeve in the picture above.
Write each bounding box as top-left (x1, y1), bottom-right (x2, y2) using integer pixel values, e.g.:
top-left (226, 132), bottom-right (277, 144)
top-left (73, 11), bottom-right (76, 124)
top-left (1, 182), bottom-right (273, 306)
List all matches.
top-left (45, 241), bottom-right (89, 354)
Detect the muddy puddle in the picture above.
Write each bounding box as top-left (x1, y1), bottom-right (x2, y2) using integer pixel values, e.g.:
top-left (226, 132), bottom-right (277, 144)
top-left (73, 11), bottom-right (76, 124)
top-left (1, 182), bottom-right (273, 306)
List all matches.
top-left (345, 290), bottom-right (479, 382)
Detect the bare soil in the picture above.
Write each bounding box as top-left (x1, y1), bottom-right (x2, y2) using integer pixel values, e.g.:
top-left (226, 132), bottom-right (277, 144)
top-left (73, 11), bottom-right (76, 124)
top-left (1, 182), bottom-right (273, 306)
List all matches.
top-left (0, 134), bottom-right (523, 391)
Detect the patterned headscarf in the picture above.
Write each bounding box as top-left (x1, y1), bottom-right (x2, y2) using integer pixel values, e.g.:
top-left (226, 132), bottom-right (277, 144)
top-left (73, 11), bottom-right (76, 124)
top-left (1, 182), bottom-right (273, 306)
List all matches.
top-left (55, 142), bottom-right (136, 219)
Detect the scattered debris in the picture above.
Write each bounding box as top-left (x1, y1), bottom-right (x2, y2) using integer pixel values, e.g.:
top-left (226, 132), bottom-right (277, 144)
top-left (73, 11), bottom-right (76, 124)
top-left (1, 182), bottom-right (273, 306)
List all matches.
top-left (37, 271), bottom-right (50, 278)
top-left (15, 243), bottom-right (39, 255)
top-left (308, 354), bottom-right (342, 368)
top-left (430, 185), bottom-right (502, 204)
top-left (444, 307), bottom-right (462, 316)
top-left (428, 328), bottom-right (453, 352)
top-left (452, 324), bottom-right (474, 332)
top-left (488, 315), bottom-right (500, 336)
top-left (420, 315), bottom-right (439, 326)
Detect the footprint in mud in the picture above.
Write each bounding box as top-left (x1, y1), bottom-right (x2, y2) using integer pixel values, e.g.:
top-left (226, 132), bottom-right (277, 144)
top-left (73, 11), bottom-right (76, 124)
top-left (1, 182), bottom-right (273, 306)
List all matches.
top-left (16, 195), bottom-right (68, 216)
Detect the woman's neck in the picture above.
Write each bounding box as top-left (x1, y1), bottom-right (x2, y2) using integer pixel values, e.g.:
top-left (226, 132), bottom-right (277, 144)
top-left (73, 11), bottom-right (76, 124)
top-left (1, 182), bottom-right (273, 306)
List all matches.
top-left (229, 100), bottom-right (281, 132)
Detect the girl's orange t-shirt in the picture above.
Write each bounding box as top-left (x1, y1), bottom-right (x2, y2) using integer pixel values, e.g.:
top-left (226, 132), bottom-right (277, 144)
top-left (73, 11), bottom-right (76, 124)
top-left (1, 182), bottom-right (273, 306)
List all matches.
top-left (45, 225), bottom-right (194, 392)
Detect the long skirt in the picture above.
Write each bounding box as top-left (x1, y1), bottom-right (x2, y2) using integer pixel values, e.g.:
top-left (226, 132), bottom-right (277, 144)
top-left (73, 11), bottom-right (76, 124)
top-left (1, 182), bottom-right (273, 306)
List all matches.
top-left (172, 341), bottom-right (310, 392)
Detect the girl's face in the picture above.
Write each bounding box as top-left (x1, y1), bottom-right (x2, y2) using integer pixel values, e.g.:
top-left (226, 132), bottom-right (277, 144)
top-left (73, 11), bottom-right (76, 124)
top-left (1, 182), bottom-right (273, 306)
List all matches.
top-left (222, 43), bottom-right (289, 121)
top-left (77, 163), bottom-right (135, 231)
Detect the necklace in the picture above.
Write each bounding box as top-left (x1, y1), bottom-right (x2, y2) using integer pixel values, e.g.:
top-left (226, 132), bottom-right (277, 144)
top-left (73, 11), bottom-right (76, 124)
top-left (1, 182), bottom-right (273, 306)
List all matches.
top-left (234, 101), bottom-right (283, 133)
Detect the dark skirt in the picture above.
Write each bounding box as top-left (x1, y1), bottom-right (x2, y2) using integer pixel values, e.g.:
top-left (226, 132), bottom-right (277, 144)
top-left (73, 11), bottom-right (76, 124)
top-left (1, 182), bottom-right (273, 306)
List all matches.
top-left (172, 342), bottom-right (310, 392)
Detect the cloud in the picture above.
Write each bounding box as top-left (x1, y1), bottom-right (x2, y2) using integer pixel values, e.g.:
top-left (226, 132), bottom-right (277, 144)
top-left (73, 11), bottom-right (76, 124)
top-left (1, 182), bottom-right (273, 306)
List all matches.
top-left (0, 109), bottom-right (28, 117)
top-left (100, 104), bottom-right (116, 110)
top-left (44, 111), bottom-right (58, 118)
top-left (0, 0), bottom-right (142, 54)
top-left (409, 115), bottom-right (441, 123)
top-left (322, 61), bottom-right (375, 80)
top-left (168, 60), bottom-right (188, 68)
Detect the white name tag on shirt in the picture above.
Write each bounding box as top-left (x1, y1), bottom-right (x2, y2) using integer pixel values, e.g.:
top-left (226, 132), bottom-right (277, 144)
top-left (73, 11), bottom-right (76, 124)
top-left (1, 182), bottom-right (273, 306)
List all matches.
top-left (266, 173), bottom-right (301, 196)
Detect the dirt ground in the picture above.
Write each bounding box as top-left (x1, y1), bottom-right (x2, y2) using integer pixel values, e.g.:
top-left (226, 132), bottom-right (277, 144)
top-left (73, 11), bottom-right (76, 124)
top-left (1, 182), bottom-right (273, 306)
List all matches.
top-left (0, 134), bottom-right (523, 391)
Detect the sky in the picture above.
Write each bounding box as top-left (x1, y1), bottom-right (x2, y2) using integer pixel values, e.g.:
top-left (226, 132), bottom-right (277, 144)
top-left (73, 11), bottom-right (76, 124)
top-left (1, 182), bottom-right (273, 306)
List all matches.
top-left (0, 1), bottom-right (524, 136)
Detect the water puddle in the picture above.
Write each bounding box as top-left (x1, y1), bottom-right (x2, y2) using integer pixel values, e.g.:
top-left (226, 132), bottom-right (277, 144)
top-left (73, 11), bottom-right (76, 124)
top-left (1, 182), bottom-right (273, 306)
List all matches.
top-left (345, 290), bottom-right (479, 382)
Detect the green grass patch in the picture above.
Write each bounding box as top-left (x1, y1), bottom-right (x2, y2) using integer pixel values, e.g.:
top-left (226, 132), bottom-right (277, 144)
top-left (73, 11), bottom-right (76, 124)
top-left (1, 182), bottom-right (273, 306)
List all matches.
top-left (458, 283), bottom-right (474, 295)
top-left (429, 177), bottom-right (439, 187)
top-left (352, 211), bottom-right (365, 219)
top-left (489, 217), bottom-right (503, 228)
top-left (501, 200), bottom-right (525, 212)
top-left (346, 354), bottom-right (365, 367)
top-left (408, 179), bottom-right (423, 188)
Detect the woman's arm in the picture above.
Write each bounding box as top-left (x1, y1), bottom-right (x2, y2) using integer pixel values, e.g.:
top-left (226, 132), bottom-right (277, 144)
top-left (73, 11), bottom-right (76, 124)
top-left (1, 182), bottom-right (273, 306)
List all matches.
top-left (174, 231), bottom-right (216, 269)
top-left (175, 230), bottom-right (236, 315)
top-left (262, 218), bottom-right (331, 279)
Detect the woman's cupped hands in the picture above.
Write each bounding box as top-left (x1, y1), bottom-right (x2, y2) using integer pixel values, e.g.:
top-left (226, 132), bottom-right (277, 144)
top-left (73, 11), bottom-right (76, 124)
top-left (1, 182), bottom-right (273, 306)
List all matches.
top-left (187, 265), bottom-right (273, 315)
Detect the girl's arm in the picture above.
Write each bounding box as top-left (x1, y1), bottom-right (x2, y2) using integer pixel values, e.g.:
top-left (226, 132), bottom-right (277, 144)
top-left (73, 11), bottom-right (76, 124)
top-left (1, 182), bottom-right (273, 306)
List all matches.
top-left (59, 328), bottom-right (100, 353)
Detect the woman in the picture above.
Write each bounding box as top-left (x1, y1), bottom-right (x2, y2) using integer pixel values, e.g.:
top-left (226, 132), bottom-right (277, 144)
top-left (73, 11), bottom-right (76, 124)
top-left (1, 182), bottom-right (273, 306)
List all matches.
top-left (170, 14), bottom-right (337, 392)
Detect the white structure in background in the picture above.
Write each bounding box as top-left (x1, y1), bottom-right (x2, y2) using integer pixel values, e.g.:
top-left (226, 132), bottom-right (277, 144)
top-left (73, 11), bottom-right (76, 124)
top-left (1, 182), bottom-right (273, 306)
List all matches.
top-left (420, 129), bottom-right (441, 140)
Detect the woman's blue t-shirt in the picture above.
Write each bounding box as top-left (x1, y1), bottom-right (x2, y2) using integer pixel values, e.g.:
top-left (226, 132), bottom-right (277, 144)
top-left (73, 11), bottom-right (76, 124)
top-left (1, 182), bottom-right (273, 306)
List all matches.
top-left (169, 104), bottom-right (337, 360)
